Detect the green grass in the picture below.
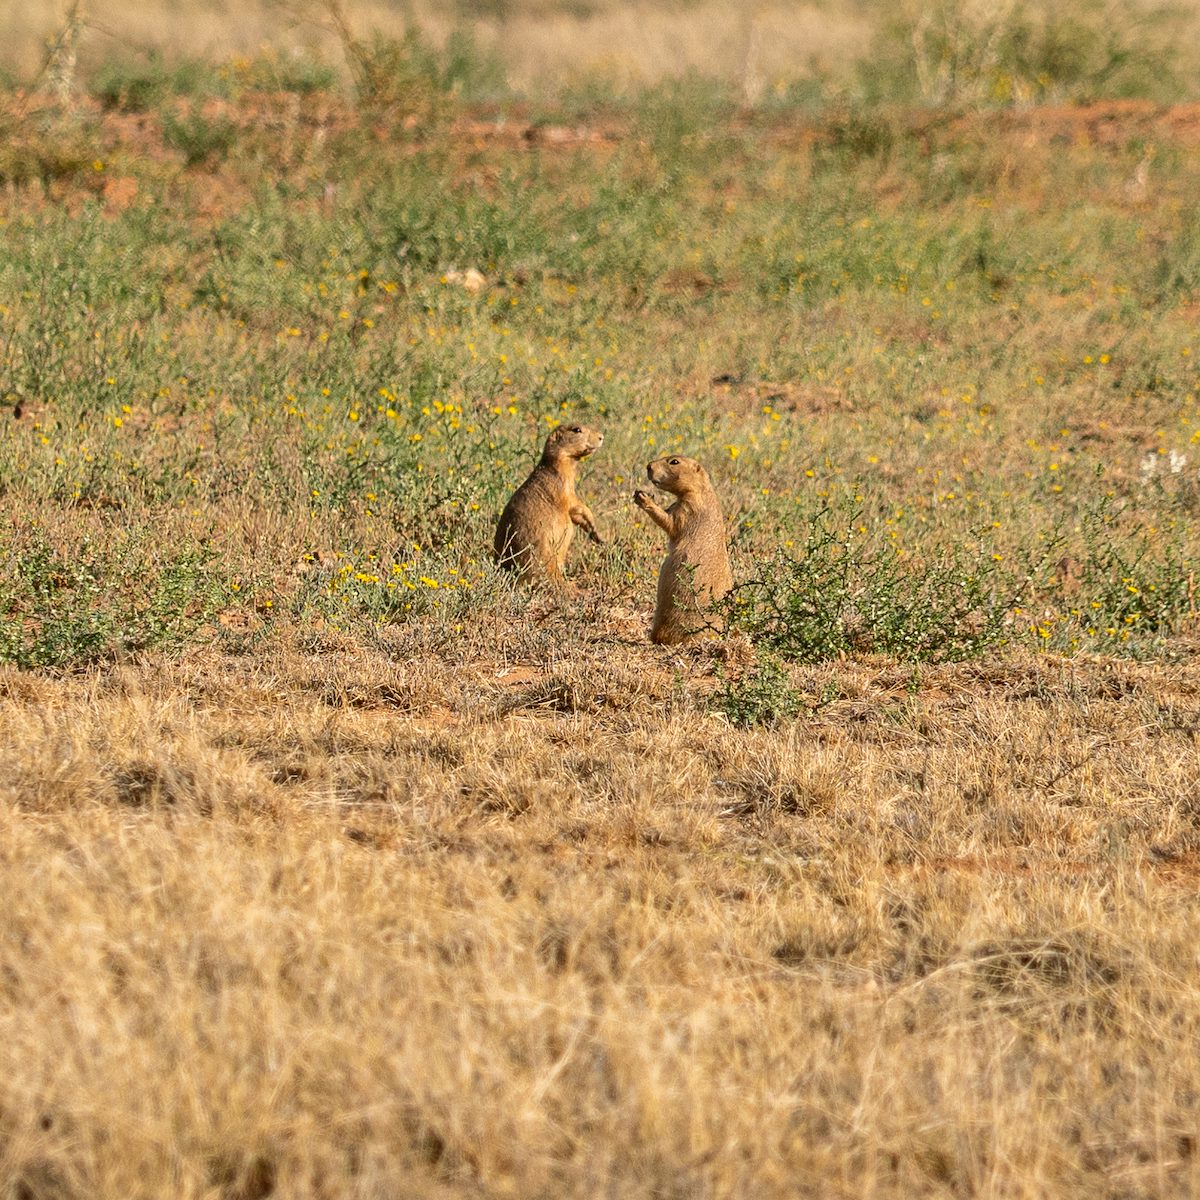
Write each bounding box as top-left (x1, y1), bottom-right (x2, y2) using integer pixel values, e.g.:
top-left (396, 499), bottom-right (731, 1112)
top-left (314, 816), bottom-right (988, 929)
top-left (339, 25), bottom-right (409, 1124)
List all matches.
top-left (2, 30), bottom-right (1200, 668)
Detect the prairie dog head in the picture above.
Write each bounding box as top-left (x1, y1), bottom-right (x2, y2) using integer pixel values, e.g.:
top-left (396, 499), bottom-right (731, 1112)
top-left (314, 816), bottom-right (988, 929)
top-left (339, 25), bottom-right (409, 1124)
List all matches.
top-left (645, 455), bottom-right (711, 496)
top-left (542, 424), bottom-right (604, 462)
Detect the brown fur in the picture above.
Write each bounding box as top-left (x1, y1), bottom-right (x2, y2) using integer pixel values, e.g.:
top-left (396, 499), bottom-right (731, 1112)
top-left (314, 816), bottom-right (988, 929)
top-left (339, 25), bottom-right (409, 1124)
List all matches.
top-left (494, 424), bottom-right (604, 591)
top-left (634, 455), bottom-right (733, 645)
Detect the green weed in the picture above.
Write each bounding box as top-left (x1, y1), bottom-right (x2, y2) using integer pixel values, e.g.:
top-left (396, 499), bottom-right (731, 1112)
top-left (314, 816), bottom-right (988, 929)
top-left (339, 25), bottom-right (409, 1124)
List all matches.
top-left (91, 55), bottom-right (228, 112)
top-left (729, 504), bottom-right (1025, 664)
top-left (716, 652), bottom-right (817, 728)
top-left (0, 534), bottom-right (220, 669)
top-left (161, 106), bottom-right (237, 167)
top-left (1035, 492), bottom-right (1194, 657)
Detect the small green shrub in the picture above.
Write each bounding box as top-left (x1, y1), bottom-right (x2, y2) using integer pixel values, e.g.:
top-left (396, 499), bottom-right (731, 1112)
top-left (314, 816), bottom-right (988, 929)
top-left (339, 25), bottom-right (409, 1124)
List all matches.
top-left (91, 55), bottom-right (227, 112)
top-left (91, 58), bottom-right (166, 112)
top-left (161, 106), bottom-right (237, 167)
top-left (635, 74), bottom-right (738, 158)
top-left (729, 505), bottom-right (1022, 664)
top-left (815, 109), bottom-right (897, 164)
top-left (715, 652), bottom-right (812, 728)
top-left (1037, 493), bottom-right (1194, 657)
top-left (0, 534), bottom-right (221, 669)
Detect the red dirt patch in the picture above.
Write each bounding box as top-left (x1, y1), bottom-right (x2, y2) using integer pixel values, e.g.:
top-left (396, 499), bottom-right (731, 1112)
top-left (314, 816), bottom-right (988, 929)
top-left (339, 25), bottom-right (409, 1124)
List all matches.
top-left (994, 99), bottom-right (1200, 146)
top-left (101, 174), bottom-right (138, 211)
top-left (708, 375), bottom-right (849, 418)
top-left (493, 666), bottom-right (546, 689)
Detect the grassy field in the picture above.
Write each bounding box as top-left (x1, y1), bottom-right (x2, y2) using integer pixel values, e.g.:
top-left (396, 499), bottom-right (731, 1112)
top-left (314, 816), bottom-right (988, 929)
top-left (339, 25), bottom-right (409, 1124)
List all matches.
top-left (5, 4), bottom-right (1200, 1196)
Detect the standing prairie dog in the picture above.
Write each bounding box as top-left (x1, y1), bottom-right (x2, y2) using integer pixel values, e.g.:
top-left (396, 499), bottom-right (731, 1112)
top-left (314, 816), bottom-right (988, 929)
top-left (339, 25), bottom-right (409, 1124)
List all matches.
top-left (494, 424), bottom-right (604, 591)
top-left (634, 455), bottom-right (733, 644)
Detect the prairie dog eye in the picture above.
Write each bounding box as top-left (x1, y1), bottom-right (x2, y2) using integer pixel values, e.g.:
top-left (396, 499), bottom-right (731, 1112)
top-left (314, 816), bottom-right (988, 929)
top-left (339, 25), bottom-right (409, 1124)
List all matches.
top-left (669, 457), bottom-right (680, 466)
top-left (569, 425), bottom-right (582, 433)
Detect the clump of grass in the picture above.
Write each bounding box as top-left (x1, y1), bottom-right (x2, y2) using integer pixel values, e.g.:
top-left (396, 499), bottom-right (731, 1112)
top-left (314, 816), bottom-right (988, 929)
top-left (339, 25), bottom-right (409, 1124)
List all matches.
top-left (160, 105), bottom-right (237, 167)
top-left (90, 54), bottom-right (228, 112)
top-left (322, 0), bottom-right (505, 115)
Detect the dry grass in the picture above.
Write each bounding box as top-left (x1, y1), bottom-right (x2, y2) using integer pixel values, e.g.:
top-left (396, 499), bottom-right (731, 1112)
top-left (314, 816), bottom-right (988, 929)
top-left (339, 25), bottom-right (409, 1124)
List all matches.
top-left (4, 638), bottom-right (1200, 1197)
top-left (6, 0), bottom-right (1192, 104)
top-left (0, 0), bottom-right (871, 95)
top-left (5, 11), bottom-right (1200, 1192)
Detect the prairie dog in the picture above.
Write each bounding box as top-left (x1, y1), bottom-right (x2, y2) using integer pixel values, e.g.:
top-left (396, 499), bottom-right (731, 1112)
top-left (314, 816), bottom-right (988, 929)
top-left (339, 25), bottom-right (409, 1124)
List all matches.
top-left (494, 424), bottom-right (604, 590)
top-left (634, 455), bottom-right (733, 644)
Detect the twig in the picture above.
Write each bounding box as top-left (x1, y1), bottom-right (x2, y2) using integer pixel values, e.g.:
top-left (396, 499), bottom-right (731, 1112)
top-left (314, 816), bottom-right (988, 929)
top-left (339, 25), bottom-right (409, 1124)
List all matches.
top-left (29, 0), bottom-right (86, 109)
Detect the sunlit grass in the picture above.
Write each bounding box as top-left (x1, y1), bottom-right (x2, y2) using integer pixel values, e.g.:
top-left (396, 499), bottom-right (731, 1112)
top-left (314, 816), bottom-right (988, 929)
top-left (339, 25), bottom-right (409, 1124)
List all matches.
top-left (3, 19), bottom-right (1200, 1196)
